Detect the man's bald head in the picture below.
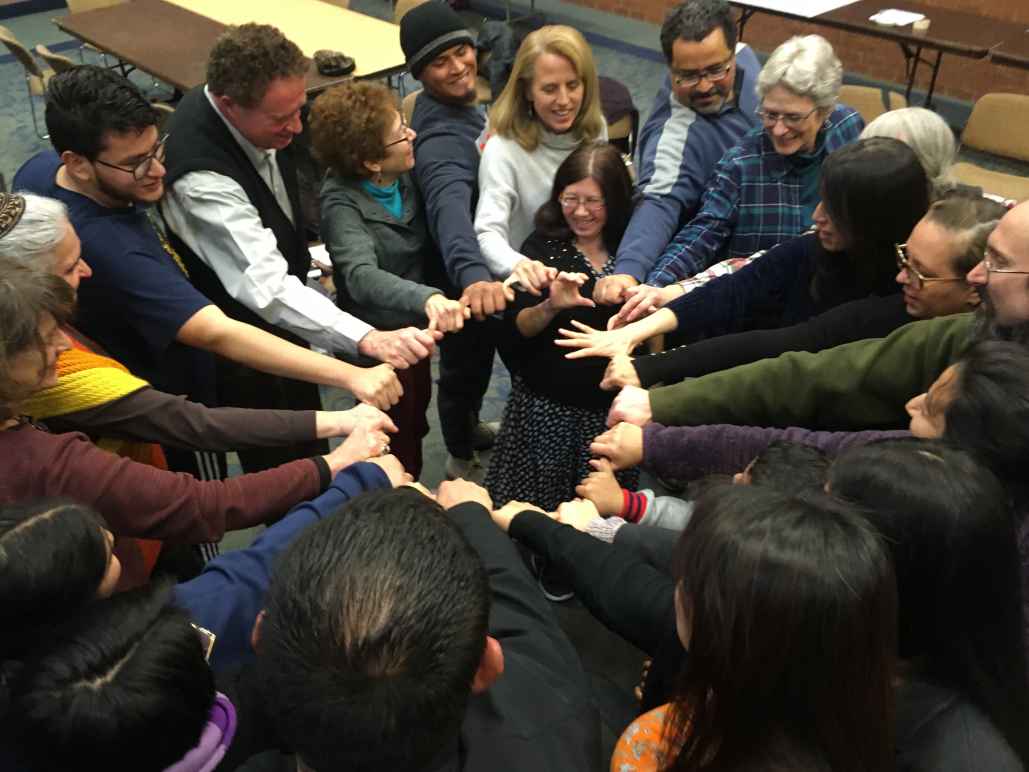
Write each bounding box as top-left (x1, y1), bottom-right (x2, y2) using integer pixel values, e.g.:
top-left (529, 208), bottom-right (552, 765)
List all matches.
top-left (968, 200), bottom-right (1029, 332)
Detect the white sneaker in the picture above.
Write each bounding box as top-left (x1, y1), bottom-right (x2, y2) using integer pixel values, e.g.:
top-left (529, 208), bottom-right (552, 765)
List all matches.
top-left (446, 453), bottom-right (485, 483)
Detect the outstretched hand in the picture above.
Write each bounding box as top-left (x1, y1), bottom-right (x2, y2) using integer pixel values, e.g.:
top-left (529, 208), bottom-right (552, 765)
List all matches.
top-left (593, 274), bottom-right (638, 305)
top-left (491, 500), bottom-right (548, 532)
top-left (575, 457), bottom-right (624, 515)
top-left (610, 284), bottom-right (682, 328)
top-left (358, 327), bottom-right (443, 368)
top-left (437, 478), bottom-right (493, 511)
top-left (600, 354), bottom-right (641, 391)
top-left (590, 423), bottom-right (644, 470)
top-left (506, 258), bottom-right (558, 296)
top-left (554, 319), bottom-right (636, 360)
top-left (547, 271), bottom-right (596, 312)
top-left (555, 498), bottom-right (600, 532)
top-left (606, 386), bottom-right (653, 428)
top-left (425, 294), bottom-right (471, 333)
top-left (348, 363), bottom-right (403, 409)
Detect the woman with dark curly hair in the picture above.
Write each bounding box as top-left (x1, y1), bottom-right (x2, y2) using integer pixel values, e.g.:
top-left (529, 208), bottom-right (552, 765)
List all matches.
top-left (485, 142), bottom-right (639, 518)
top-left (312, 81), bottom-right (468, 478)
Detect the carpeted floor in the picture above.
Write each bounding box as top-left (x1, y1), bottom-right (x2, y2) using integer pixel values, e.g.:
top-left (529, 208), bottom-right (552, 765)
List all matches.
top-left (2, 2), bottom-right (1027, 765)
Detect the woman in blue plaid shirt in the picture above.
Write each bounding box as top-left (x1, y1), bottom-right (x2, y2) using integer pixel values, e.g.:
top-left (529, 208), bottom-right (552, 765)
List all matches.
top-left (631, 34), bottom-right (863, 313)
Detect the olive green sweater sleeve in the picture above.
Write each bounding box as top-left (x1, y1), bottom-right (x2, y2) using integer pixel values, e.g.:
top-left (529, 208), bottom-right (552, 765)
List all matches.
top-left (650, 313), bottom-right (976, 429)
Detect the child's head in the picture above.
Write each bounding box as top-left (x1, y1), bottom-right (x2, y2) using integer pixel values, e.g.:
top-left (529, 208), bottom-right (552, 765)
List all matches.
top-left (734, 440), bottom-right (829, 495)
top-left (0, 499), bottom-right (118, 660)
top-left (6, 585), bottom-right (219, 772)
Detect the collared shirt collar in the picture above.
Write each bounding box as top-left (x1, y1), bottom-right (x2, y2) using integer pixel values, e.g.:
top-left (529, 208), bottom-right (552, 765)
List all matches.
top-left (204, 85), bottom-right (278, 170)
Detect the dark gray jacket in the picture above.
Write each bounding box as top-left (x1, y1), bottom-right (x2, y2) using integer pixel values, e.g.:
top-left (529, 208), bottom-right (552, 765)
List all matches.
top-left (320, 172), bottom-right (446, 330)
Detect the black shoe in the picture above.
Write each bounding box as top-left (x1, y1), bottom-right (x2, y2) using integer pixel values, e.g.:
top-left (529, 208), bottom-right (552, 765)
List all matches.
top-left (530, 554), bottom-right (574, 602)
top-left (471, 420), bottom-right (501, 452)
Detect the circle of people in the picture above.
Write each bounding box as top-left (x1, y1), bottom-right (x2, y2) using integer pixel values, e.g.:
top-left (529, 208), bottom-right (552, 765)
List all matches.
top-left (1, 0), bottom-right (1027, 770)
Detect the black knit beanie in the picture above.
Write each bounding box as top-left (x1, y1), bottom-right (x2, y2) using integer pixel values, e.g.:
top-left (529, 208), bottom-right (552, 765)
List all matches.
top-left (400, 2), bottom-right (476, 79)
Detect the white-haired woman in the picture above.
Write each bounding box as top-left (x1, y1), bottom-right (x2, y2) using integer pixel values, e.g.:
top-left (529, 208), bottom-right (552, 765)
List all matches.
top-left (860, 106), bottom-right (957, 198)
top-left (616, 35), bottom-right (863, 323)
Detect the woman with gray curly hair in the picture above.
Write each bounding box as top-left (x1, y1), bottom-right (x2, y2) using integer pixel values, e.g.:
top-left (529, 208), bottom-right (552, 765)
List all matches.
top-left (612, 35), bottom-right (863, 324)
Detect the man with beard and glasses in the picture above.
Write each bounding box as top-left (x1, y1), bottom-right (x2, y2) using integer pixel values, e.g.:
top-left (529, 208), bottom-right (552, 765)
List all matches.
top-left (592, 0), bottom-right (761, 306)
top-left (605, 201), bottom-right (1029, 431)
top-left (14, 66), bottom-right (402, 485)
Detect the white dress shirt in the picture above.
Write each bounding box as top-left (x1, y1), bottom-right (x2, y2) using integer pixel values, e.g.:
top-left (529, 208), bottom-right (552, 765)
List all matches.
top-left (161, 87), bottom-right (373, 356)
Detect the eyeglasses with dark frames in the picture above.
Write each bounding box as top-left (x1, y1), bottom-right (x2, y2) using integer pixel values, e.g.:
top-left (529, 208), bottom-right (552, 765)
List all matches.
top-left (895, 243), bottom-right (965, 290)
top-left (671, 57), bottom-right (734, 87)
top-left (384, 117), bottom-right (413, 149)
top-left (93, 133), bottom-right (169, 181)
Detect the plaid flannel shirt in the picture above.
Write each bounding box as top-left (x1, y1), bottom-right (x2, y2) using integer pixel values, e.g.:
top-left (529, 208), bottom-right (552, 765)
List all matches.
top-left (646, 104), bottom-right (863, 286)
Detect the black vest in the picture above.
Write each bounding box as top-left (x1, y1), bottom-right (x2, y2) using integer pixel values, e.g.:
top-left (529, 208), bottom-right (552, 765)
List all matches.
top-left (163, 87), bottom-right (310, 345)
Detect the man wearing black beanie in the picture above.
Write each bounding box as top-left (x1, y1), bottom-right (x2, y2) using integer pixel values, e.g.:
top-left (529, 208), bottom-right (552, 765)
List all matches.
top-left (401, 2), bottom-right (508, 482)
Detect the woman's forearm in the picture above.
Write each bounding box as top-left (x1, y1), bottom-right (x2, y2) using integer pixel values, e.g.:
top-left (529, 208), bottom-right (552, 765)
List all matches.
top-left (515, 298), bottom-right (559, 338)
top-left (628, 308), bottom-right (679, 347)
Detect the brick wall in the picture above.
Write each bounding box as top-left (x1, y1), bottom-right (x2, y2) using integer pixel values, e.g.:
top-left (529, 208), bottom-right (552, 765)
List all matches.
top-left (568, 0), bottom-right (1029, 102)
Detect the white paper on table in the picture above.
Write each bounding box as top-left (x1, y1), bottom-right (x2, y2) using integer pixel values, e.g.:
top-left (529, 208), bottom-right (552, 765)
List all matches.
top-left (868, 9), bottom-right (926, 26)
top-left (735, 0), bottom-right (861, 19)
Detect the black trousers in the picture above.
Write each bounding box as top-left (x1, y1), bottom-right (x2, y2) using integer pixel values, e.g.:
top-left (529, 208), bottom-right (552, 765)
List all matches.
top-left (437, 316), bottom-right (500, 459)
top-left (216, 358), bottom-right (329, 474)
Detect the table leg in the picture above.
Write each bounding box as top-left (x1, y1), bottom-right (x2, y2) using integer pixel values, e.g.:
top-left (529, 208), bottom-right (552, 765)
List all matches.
top-left (898, 42), bottom-right (944, 109)
top-left (923, 50), bottom-right (943, 109)
top-left (899, 41), bottom-right (920, 103)
top-left (737, 8), bottom-right (755, 40)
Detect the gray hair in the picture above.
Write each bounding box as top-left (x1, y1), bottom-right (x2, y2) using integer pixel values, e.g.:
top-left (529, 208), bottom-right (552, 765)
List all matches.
top-left (0, 193), bottom-right (70, 269)
top-left (925, 193), bottom-right (1008, 275)
top-left (861, 108), bottom-right (957, 197)
top-left (756, 35), bottom-right (842, 109)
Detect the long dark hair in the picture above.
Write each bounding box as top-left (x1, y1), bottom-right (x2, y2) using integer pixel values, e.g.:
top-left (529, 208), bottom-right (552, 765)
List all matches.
top-left (534, 141), bottom-right (635, 254)
top-left (946, 340), bottom-right (1029, 495)
top-left (0, 499), bottom-right (109, 661)
top-left (811, 136), bottom-right (929, 304)
top-left (829, 439), bottom-right (1029, 766)
top-left (665, 484), bottom-right (897, 772)
top-left (5, 583), bottom-right (216, 772)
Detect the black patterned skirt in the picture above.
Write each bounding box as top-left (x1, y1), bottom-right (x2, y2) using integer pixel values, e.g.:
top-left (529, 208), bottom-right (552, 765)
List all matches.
top-left (485, 376), bottom-right (640, 512)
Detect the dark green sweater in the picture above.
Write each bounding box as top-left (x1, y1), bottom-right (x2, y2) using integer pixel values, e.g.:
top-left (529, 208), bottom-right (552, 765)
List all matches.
top-left (650, 313), bottom-right (976, 429)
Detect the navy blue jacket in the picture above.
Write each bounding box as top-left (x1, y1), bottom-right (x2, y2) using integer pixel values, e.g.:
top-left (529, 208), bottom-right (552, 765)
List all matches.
top-left (173, 462), bottom-right (390, 671)
top-left (614, 45), bottom-right (762, 281)
top-left (410, 91), bottom-right (489, 291)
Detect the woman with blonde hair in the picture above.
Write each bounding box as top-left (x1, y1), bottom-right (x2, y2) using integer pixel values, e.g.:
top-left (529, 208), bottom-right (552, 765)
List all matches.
top-left (475, 25), bottom-right (607, 296)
